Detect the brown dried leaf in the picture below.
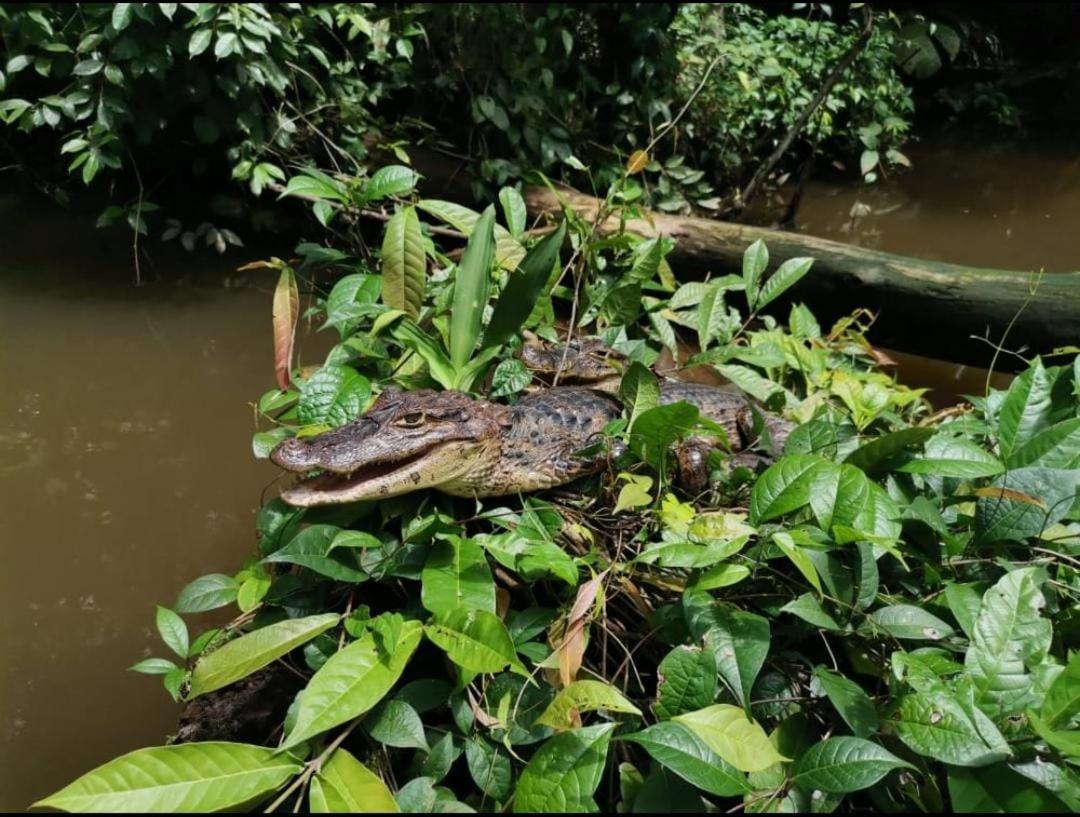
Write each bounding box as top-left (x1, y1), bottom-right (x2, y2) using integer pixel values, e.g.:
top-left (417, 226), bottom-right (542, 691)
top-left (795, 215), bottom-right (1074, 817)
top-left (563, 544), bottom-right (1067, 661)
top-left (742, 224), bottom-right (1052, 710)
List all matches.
top-left (272, 266), bottom-right (299, 390)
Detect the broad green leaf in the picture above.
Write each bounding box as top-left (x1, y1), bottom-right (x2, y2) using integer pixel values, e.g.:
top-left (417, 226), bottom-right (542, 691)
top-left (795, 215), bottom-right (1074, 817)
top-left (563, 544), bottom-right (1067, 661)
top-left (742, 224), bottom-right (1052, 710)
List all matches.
top-left (773, 531), bottom-right (822, 596)
top-left (692, 563), bottom-right (751, 591)
top-left (1041, 652), bottom-right (1080, 728)
top-left (390, 319), bottom-right (457, 389)
top-left (714, 362), bottom-right (793, 406)
top-left (948, 763), bottom-right (1071, 813)
top-left (156, 606), bottom-right (189, 659)
top-left (362, 165), bottom-right (418, 204)
top-left (628, 402), bottom-right (700, 474)
top-left (323, 274), bottom-right (381, 331)
top-left (465, 739), bottom-right (513, 801)
top-left (264, 524), bottom-right (366, 582)
top-left (1029, 710), bottom-right (1080, 758)
top-left (281, 620), bottom-right (423, 750)
top-left (974, 467), bottom-right (1080, 543)
top-left (899, 434), bottom-right (1004, 478)
top-left (416, 198), bottom-right (524, 271)
top-left (490, 358), bottom-right (532, 397)
top-left (622, 722), bottom-right (749, 797)
top-left (189, 613), bottom-right (339, 699)
top-left (619, 362), bottom-right (660, 429)
top-left (1007, 416), bottom-right (1080, 468)
top-left (483, 221), bottom-right (565, 349)
top-left (450, 205), bottom-right (496, 368)
top-left (965, 568), bottom-right (1051, 715)
top-left (749, 455), bottom-right (830, 524)
top-left (280, 168), bottom-right (347, 204)
top-left (380, 206), bottom-right (425, 320)
top-left (653, 645), bottom-right (718, 721)
top-left (626, 237), bottom-right (664, 285)
top-left (793, 737), bottom-right (911, 793)
top-left (33, 742), bottom-right (302, 813)
top-left (702, 606), bottom-right (770, 713)
top-left (673, 704), bottom-right (787, 772)
top-left (188, 28), bottom-right (213, 56)
top-left (613, 473), bottom-right (653, 514)
top-left (310, 748), bottom-right (399, 813)
top-left (868, 604), bottom-right (954, 641)
top-left (780, 593), bottom-right (845, 631)
top-left (176, 574), bottom-right (239, 614)
top-left (425, 608), bottom-right (524, 675)
top-left (998, 359), bottom-right (1055, 459)
top-left (298, 365), bottom-right (371, 427)
top-left (757, 257), bottom-right (813, 309)
top-left (742, 239), bottom-right (768, 309)
top-left (813, 666), bottom-right (879, 738)
top-left (498, 187), bottom-right (527, 237)
top-left (944, 582), bottom-right (983, 641)
top-left (896, 688), bottom-right (1011, 767)
top-left (421, 535), bottom-right (496, 617)
top-left (843, 427), bottom-right (933, 475)
top-left (512, 723), bottom-right (615, 812)
top-left (697, 280), bottom-right (733, 351)
top-left (129, 658), bottom-right (179, 675)
top-left (535, 680), bottom-right (641, 730)
top-left (366, 700), bottom-right (430, 751)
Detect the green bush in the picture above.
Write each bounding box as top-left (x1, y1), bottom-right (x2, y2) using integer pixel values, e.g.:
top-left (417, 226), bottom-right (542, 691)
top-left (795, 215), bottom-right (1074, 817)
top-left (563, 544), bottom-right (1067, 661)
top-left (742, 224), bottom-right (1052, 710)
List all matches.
top-left (35, 167), bottom-right (1080, 813)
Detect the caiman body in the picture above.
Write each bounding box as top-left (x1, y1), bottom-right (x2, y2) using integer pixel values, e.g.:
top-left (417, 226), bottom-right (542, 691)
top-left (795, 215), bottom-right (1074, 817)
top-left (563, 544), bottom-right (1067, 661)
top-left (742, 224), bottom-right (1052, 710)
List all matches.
top-left (271, 338), bottom-right (789, 507)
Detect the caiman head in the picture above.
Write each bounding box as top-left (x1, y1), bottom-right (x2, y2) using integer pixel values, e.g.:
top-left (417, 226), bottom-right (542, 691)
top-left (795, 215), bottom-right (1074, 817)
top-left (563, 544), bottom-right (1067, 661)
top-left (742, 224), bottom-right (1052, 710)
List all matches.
top-left (519, 333), bottom-right (627, 384)
top-left (270, 388), bottom-right (508, 506)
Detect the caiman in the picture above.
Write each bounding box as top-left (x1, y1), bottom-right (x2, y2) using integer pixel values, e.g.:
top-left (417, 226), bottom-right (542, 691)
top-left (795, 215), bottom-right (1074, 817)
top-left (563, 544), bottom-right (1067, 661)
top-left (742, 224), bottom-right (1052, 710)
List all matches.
top-left (270, 337), bottom-right (791, 506)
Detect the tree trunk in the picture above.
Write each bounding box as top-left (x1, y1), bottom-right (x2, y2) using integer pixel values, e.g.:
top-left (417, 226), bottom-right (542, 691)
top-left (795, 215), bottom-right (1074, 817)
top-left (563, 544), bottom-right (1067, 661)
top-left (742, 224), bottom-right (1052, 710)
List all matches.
top-left (524, 186), bottom-right (1080, 367)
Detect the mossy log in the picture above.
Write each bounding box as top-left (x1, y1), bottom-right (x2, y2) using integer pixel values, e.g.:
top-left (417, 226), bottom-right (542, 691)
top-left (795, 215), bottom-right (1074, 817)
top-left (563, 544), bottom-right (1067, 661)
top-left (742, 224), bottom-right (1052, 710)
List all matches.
top-left (524, 186), bottom-right (1080, 365)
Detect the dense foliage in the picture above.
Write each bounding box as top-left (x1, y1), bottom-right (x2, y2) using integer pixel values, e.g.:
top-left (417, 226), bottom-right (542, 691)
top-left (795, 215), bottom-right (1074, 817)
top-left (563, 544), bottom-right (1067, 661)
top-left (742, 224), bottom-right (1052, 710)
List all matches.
top-left (1, 2), bottom-right (982, 238)
top-left (36, 164), bottom-right (1080, 812)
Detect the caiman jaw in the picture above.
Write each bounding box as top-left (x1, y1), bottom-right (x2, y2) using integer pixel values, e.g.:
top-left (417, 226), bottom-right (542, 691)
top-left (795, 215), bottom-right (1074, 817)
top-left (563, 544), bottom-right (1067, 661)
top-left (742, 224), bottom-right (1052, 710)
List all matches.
top-left (279, 441), bottom-right (474, 506)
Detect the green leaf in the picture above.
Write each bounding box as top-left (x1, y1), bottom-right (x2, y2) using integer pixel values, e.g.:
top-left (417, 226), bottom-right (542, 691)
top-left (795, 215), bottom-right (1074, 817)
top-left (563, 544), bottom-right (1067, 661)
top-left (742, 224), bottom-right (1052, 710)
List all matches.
top-left (425, 608), bottom-right (524, 675)
top-left (490, 358), bottom-right (532, 397)
top-left (499, 187), bottom-right (527, 237)
top-left (622, 722), bottom-right (749, 797)
top-left (513, 723), bottom-right (616, 812)
top-left (298, 365), bottom-right (371, 427)
top-left (998, 359), bottom-right (1056, 459)
top-left (380, 206), bottom-right (426, 320)
top-left (483, 221), bottom-right (565, 349)
top-left (629, 402), bottom-right (700, 474)
top-left (1029, 710), bottom-right (1080, 758)
top-left (757, 257), bottom-right (813, 309)
top-left (697, 280), bottom-right (733, 351)
top-left (896, 687), bottom-right (1011, 767)
top-left (843, 427), bottom-right (934, 475)
top-left (535, 680), bottom-right (641, 730)
top-left (310, 748), bottom-right (399, 813)
top-left (1007, 416), bottom-right (1080, 468)
top-left (214, 31), bottom-right (238, 59)
top-left (975, 467), bottom-right (1080, 544)
top-left (282, 620), bottom-right (423, 750)
top-left (366, 700), bottom-right (430, 751)
top-left (672, 704), bottom-right (787, 772)
top-left (156, 606), bottom-right (189, 659)
top-left (749, 455), bottom-right (830, 524)
top-left (620, 362), bottom-right (660, 430)
top-left (965, 568), bottom-right (1051, 715)
top-left (391, 319), bottom-right (457, 390)
top-left (265, 524), bottom-right (367, 582)
top-left (33, 742), bottom-right (302, 813)
top-left (189, 29), bottom-right (213, 56)
top-left (1041, 652), bottom-right (1080, 728)
top-left (176, 574), bottom-right (239, 614)
top-left (323, 274), bottom-right (381, 331)
top-left (944, 582), bottom-right (983, 641)
top-left (450, 205), bottom-right (496, 369)
top-left (792, 737), bottom-right (911, 793)
top-left (363, 165), bottom-right (419, 204)
top-left (654, 645), bottom-right (718, 721)
top-left (948, 763), bottom-right (1071, 813)
top-left (189, 613), bottom-right (340, 699)
top-left (812, 666), bottom-right (879, 738)
top-left (742, 239), bottom-right (768, 310)
top-left (281, 168), bottom-right (347, 204)
top-left (772, 531), bottom-right (823, 596)
top-left (703, 606), bottom-right (769, 713)
top-left (899, 435), bottom-right (1005, 478)
top-left (780, 593), bottom-right (844, 631)
top-left (421, 535), bottom-right (496, 617)
top-left (869, 604), bottom-right (954, 641)
top-left (465, 739), bottom-right (513, 801)
top-left (73, 59), bottom-right (103, 76)
top-left (129, 658), bottom-right (179, 676)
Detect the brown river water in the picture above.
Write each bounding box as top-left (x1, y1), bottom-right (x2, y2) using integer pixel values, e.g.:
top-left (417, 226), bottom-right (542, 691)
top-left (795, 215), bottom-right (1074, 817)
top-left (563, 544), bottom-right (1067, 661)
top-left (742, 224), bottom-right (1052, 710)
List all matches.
top-left (0, 134), bottom-right (1067, 808)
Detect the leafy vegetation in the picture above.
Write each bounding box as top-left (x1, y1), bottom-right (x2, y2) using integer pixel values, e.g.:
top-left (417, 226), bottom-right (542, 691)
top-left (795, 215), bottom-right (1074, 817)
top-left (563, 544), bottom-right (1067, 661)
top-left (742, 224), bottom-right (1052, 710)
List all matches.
top-left (1, 2), bottom-right (999, 243)
top-left (37, 163), bottom-right (1080, 812)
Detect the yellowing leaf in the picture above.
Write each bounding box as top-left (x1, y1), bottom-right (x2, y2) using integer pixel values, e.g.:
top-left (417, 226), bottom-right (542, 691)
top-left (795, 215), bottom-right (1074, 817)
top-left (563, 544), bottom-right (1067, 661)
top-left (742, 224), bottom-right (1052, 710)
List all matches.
top-left (535, 680), bottom-right (642, 730)
top-left (613, 473), bottom-right (653, 513)
top-left (626, 149), bottom-right (649, 175)
top-left (673, 704), bottom-right (787, 772)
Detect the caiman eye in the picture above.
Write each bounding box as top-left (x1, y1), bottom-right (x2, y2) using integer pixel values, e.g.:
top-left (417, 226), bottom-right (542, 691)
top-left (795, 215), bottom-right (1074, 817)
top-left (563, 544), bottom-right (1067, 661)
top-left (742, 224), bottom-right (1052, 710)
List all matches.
top-left (397, 411), bottom-right (425, 428)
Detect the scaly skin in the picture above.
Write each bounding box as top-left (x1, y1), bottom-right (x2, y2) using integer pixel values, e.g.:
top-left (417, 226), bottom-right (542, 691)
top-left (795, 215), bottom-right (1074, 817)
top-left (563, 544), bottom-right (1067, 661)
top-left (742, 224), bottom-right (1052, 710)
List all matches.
top-left (271, 342), bottom-right (789, 506)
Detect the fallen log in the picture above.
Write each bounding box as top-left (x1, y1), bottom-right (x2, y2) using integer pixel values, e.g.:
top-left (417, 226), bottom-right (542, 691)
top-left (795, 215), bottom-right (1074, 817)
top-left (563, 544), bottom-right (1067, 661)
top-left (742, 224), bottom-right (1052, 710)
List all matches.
top-left (524, 186), bottom-right (1080, 366)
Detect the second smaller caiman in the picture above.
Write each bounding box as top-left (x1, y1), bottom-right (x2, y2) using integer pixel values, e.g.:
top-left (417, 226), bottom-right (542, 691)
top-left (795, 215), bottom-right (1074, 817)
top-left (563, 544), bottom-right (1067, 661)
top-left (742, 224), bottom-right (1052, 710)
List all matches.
top-left (271, 339), bottom-right (791, 506)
